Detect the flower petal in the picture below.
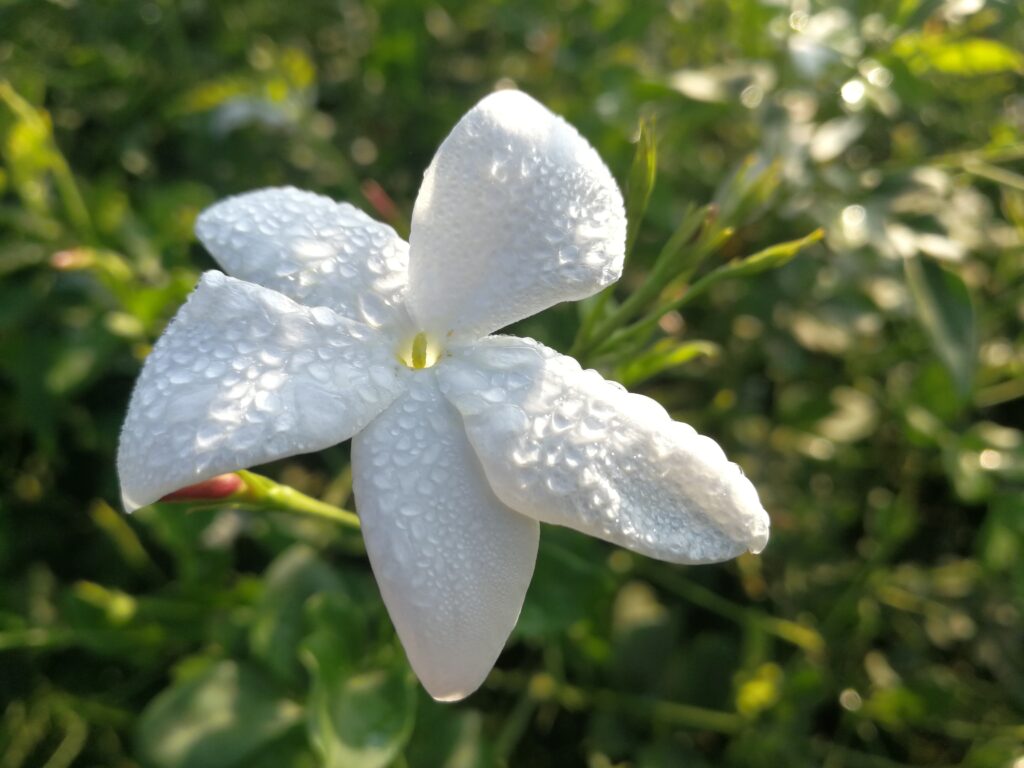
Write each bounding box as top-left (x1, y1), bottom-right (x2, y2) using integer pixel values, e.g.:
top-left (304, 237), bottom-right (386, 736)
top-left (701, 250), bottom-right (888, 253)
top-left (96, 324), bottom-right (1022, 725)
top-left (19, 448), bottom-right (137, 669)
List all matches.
top-left (352, 371), bottom-right (538, 701)
top-left (407, 90), bottom-right (626, 340)
top-left (438, 336), bottom-right (769, 564)
top-left (195, 187), bottom-right (409, 329)
top-left (118, 271), bottom-right (406, 511)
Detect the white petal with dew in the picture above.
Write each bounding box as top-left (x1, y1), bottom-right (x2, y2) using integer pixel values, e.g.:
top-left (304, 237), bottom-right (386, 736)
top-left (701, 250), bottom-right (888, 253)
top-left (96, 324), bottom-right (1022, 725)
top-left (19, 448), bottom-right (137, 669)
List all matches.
top-left (407, 90), bottom-right (626, 341)
top-left (438, 336), bottom-right (770, 564)
top-left (196, 187), bottom-right (410, 330)
top-left (118, 271), bottom-right (407, 511)
top-left (352, 371), bottom-right (539, 701)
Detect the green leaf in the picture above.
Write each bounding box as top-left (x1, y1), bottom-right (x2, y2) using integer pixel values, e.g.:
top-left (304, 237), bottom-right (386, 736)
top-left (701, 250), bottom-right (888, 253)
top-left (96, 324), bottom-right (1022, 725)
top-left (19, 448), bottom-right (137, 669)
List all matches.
top-left (301, 590), bottom-right (371, 677)
top-left (624, 117), bottom-right (657, 256)
top-left (893, 33), bottom-right (1024, 76)
top-left (405, 706), bottom-right (492, 768)
top-left (650, 203), bottom-right (709, 278)
top-left (903, 255), bottom-right (977, 398)
top-left (616, 339), bottom-right (720, 387)
top-left (712, 156), bottom-right (781, 227)
top-left (641, 228), bottom-right (823, 326)
top-left (302, 653), bottom-right (417, 768)
top-left (589, 228), bottom-right (821, 362)
top-left (136, 660), bottom-right (303, 768)
top-left (250, 544), bottom-right (344, 684)
top-left (717, 228), bottom-right (824, 279)
top-left (978, 493), bottom-right (1024, 594)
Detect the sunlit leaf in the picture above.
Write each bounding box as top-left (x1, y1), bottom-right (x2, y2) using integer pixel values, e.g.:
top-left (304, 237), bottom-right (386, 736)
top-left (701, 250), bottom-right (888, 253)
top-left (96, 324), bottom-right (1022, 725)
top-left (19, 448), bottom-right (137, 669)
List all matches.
top-left (302, 652), bottom-right (416, 768)
top-left (893, 33), bottom-right (1024, 76)
top-left (250, 545), bottom-right (344, 684)
top-left (616, 339), bottom-right (720, 387)
top-left (137, 660), bottom-right (303, 768)
top-left (404, 706), bottom-right (492, 768)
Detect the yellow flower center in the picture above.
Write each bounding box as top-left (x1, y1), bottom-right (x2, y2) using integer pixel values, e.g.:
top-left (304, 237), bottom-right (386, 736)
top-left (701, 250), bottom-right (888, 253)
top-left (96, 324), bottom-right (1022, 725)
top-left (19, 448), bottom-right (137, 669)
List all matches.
top-left (398, 332), bottom-right (442, 369)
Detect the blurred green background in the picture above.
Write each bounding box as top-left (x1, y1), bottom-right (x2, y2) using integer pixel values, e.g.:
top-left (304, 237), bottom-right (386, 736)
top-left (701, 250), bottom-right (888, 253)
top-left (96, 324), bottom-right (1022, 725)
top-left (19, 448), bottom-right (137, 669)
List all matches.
top-left (1, 0), bottom-right (1023, 766)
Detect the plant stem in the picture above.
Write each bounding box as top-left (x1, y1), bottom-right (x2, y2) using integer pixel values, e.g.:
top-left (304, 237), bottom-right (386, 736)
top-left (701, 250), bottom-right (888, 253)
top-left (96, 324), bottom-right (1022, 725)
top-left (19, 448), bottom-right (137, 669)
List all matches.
top-left (574, 222), bottom-right (730, 360)
top-left (487, 670), bottom-right (745, 734)
top-left (493, 690), bottom-right (537, 762)
top-left (962, 158), bottom-right (1024, 192)
top-left (236, 471), bottom-right (362, 530)
top-left (638, 563), bottom-right (825, 655)
top-left (157, 471), bottom-right (362, 531)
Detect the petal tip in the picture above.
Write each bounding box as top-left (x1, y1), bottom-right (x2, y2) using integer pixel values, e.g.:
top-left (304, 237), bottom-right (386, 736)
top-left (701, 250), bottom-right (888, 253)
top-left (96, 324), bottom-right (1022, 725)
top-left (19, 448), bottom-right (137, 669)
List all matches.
top-left (415, 654), bottom-right (493, 702)
top-left (747, 526), bottom-right (770, 555)
top-left (744, 505), bottom-right (771, 555)
top-left (426, 686), bottom-right (476, 704)
top-left (120, 488), bottom-right (142, 514)
top-left (477, 87), bottom-right (538, 111)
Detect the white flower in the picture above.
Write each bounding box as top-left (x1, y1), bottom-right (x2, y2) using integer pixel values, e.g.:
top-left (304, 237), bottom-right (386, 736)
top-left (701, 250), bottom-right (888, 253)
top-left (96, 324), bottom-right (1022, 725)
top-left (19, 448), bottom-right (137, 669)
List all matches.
top-left (118, 90), bottom-right (769, 701)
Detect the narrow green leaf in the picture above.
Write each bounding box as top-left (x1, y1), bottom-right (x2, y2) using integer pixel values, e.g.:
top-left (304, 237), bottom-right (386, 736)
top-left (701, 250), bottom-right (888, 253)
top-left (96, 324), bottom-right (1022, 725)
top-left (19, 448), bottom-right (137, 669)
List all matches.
top-left (712, 155), bottom-right (781, 226)
top-left (616, 339), bottom-right (721, 387)
top-left (624, 117), bottom-right (657, 256)
top-left (963, 160), bottom-right (1024, 193)
top-left (590, 228), bottom-right (822, 362)
top-left (717, 227), bottom-right (824, 280)
top-left (903, 255), bottom-right (977, 398)
top-left (650, 202), bottom-right (707, 277)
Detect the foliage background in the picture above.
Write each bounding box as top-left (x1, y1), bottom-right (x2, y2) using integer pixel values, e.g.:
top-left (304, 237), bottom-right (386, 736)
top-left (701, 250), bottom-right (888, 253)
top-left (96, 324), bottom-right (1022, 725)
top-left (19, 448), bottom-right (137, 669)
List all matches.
top-left (1, 0), bottom-right (1023, 766)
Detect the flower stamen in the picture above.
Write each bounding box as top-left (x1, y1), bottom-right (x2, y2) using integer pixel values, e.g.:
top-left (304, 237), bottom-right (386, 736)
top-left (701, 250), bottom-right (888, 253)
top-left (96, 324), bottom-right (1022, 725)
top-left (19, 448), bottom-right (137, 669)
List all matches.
top-left (399, 331), bottom-right (441, 369)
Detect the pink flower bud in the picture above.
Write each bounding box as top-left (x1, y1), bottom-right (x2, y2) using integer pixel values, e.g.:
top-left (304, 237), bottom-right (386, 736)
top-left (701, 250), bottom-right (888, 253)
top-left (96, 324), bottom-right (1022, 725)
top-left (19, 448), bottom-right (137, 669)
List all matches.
top-left (159, 473), bottom-right (245, 502)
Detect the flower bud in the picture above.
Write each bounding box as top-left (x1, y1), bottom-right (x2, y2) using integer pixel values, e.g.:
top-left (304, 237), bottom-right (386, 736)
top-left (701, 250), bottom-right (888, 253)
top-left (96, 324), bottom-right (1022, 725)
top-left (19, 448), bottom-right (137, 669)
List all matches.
top-left (159, 473), bottom-right (245, 503)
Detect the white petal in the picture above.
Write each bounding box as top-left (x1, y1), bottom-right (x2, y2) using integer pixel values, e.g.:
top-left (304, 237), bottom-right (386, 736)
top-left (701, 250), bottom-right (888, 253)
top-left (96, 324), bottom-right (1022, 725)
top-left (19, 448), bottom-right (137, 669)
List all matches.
top-left (407, 90), bottom-right (626, 340)
top-left (118, 271), bottom-right (406, 511)
top-left (352, 372), bottom-right (538, 701)
top-left (195, 187), bottom-right (410, 329)
top-left (438, 336), bottom-right (770, 564)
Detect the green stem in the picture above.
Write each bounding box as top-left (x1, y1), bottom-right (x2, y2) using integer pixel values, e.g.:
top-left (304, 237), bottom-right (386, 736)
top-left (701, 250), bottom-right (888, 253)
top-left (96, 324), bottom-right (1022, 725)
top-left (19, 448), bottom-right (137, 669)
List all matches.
top-left (576, 223), bottom-right (730, 360)
top-left (975, 376), bottom-right (1024, 407)
top-left (40, 711), bottom-right (88, 768)
top-left (493, 690), bottom-right (537, 762)
top-left (592, 228), bottom-right (822, 359)
top-left (237, 471), bottom-right (362, 530)
top-left (487, 670), bottom-right (744, 734)
top-left (571, 205), bottom-right (707, 358)
top-left (882, 142), bottom-right (1024, 174)
top-left (588, 267), bottom-right (716, 359)
top-left (638, 563), bottom-right (825, 655)
top-left (811, 740), bottom-right (935, 768)
top-left (962, 158), bottom-right (1024, 192)
top-left (569, 286), bottom-right (614, 358)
